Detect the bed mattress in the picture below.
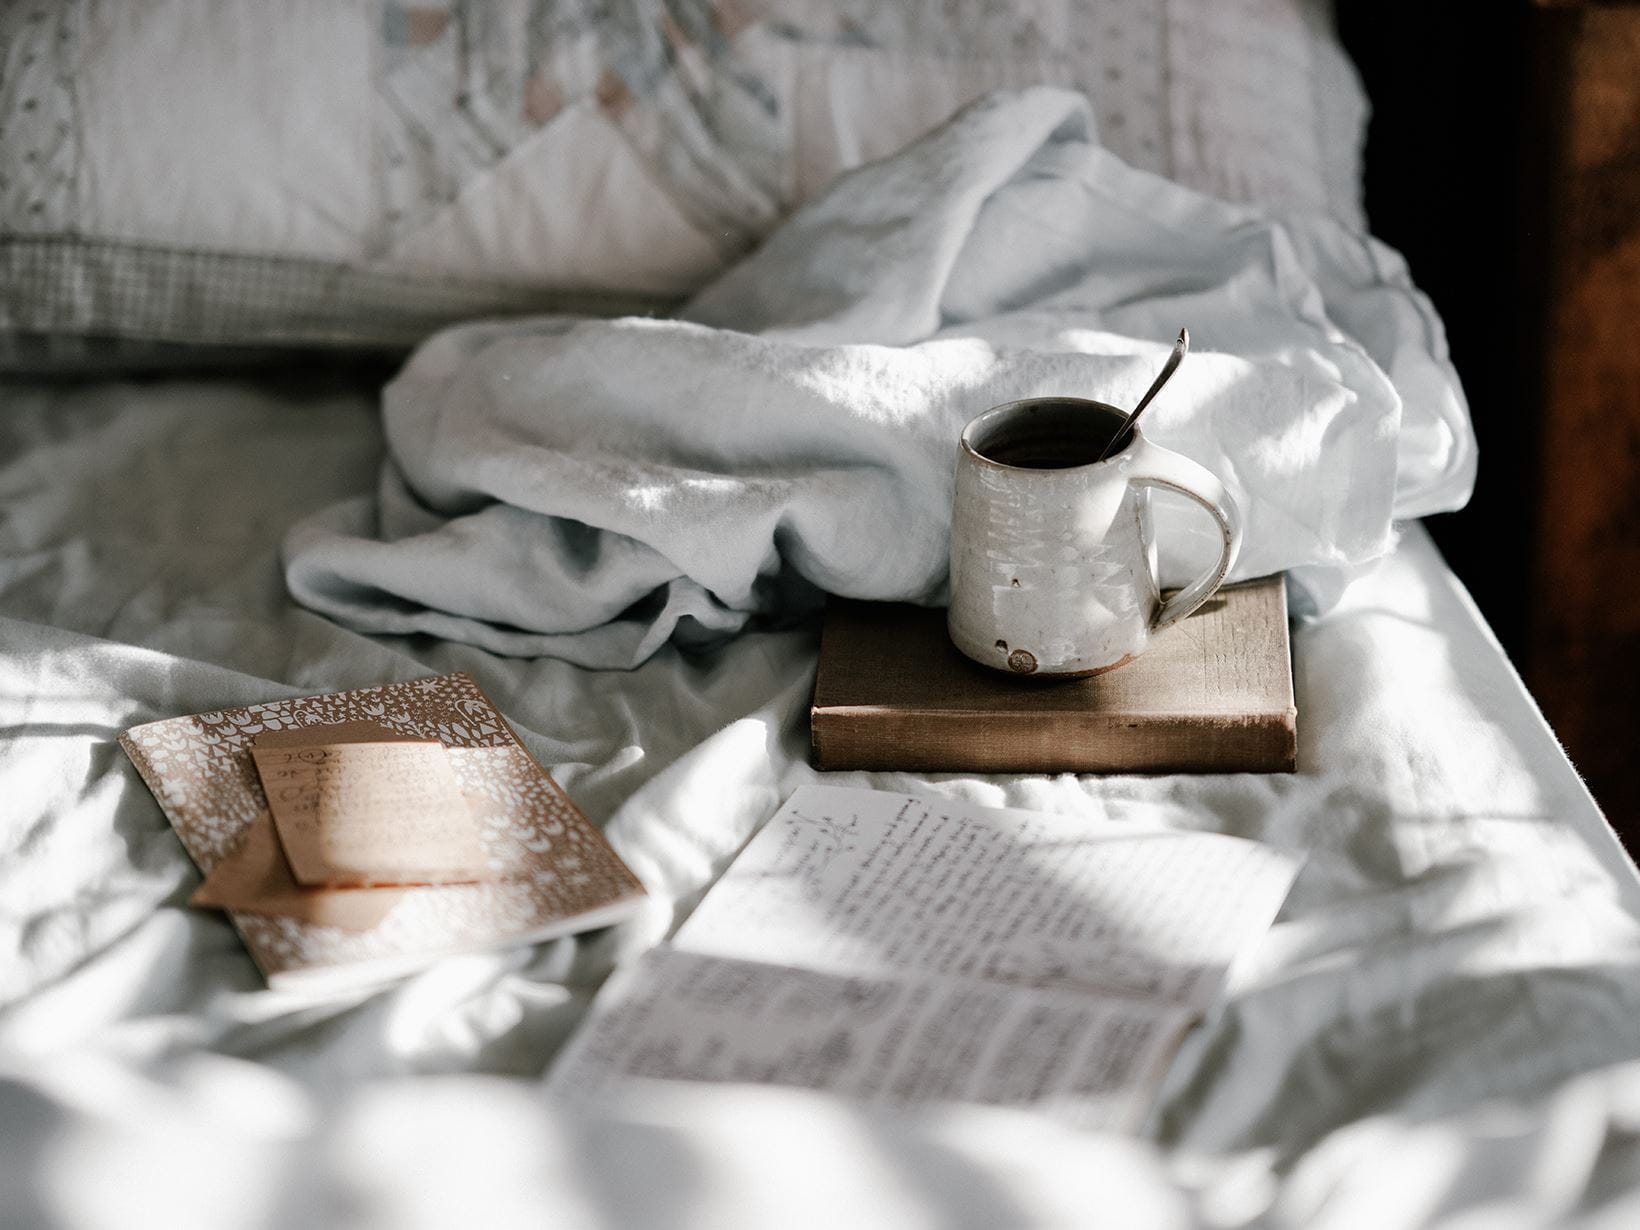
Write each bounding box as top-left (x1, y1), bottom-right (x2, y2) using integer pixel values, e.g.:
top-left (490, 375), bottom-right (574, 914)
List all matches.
top-left (2, 371), bottom-right (1638, 1227)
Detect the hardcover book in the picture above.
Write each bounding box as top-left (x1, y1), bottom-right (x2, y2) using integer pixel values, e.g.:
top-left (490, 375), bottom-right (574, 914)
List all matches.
top-left (120, 672), bottom-right (646, 993)
top-left (810, 575), bottom-right (1297, 774)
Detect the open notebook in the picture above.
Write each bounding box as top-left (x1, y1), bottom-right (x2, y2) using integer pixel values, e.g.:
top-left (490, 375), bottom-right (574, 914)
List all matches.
top-left (121, 672), bottom-right (646, 993)
top-left (548, 785), bottom-right (1300, 1130)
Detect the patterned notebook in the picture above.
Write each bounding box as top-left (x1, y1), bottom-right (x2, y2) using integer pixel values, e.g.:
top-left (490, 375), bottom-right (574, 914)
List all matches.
top-left (120, 672), bottom-right (646, 993)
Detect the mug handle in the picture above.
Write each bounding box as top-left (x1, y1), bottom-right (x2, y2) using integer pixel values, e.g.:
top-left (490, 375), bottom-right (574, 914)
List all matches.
top-left (1120, 436), bottom-right (1243, 632)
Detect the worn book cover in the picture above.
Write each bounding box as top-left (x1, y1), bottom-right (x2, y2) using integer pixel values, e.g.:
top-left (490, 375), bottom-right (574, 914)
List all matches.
top-left (120, 672), bottom-right (646, 993)
top-left (811, 575), bottom-right (1297, 774)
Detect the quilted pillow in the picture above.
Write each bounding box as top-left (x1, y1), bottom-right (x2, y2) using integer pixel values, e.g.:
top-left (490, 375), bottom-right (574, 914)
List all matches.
top-left (0, 0), bottom-right (1365, 368)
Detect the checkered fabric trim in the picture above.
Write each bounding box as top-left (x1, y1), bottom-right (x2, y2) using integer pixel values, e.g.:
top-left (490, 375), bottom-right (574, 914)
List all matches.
top-left (0, 236), bottom-right (676, 358)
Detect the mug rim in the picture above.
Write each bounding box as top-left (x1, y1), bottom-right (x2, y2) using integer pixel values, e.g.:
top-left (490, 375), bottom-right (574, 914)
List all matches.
top-left (959, 397), bottom-right (1136, 474)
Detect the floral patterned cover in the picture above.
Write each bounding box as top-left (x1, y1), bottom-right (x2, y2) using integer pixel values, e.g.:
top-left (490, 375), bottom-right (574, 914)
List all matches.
top-left (119, 673), bottom-right (646, 989)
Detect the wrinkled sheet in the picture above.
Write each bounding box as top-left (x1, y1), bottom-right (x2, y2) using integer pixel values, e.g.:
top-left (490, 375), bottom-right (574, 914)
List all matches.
top-left (1, 374), bottom-right (1638, 1228)
top-left (285, 89), bottom-right (1476, 669)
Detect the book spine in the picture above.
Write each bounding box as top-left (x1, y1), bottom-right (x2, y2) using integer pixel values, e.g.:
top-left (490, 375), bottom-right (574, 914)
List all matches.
top-left (811, 709), bottom-right (1297, 774)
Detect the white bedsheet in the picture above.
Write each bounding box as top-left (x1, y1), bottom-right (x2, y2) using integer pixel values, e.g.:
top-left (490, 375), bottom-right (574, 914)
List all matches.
top-left (284, 88), bottom-right (1475, 669)
top-left (1, 373), bottom-right (1638, 1227)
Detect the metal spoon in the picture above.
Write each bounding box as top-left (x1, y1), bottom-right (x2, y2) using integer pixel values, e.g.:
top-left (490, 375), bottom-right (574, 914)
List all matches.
top-left (1097, 327), bottom-right (1189, 461)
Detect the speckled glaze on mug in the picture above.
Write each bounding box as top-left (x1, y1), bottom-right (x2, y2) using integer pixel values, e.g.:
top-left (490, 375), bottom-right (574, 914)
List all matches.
top-left (948, 397), bottom-right (1242, 677)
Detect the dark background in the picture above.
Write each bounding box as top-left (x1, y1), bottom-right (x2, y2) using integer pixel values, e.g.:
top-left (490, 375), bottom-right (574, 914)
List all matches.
top-left (1336, 1), bottom-right (1640, 843)
top-left (1337, 2), bottom-right (1536, 654)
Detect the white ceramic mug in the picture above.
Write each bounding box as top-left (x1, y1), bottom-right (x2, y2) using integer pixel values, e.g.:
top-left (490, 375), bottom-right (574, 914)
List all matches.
top-left (948, 397), bottom-right (1242, 676)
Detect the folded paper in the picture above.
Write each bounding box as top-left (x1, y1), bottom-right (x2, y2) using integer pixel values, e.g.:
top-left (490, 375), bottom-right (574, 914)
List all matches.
top-left (189, 812), bottom-right (409, 932)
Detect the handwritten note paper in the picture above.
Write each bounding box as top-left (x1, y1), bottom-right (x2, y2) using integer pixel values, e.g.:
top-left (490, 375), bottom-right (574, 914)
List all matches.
top-left (251, 741), bottom-right (491, 887)
top-left (549, 948), bottom-right (1193, 1131)
top-left (674, 786), bottom-right (1303, 1011)
top-left (548, 785), bottom-right (1301, 1128)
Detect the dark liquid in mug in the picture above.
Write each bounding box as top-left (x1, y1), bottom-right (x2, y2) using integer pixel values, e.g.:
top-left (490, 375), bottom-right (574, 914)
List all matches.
top-left (979, 429), bottom-right (1117, 470)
